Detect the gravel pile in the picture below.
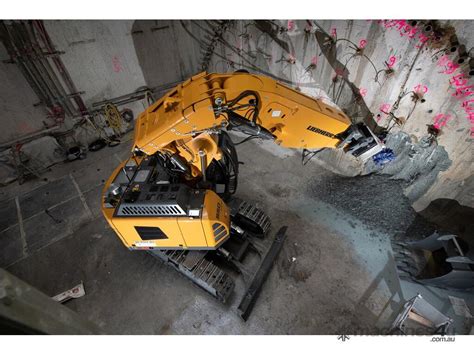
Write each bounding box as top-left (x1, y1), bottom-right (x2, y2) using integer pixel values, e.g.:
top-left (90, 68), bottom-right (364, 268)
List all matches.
top-left (309, 173), bottom-right (434, 238)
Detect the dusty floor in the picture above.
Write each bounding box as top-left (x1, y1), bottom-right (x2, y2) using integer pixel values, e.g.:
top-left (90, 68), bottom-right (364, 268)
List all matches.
top-left (1, 132), bottom-right (473, 334)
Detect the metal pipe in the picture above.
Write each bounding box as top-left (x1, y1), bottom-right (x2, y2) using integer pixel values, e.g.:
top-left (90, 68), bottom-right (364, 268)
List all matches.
top-left (2, 20), bottom-right (87, 121)
top-left (23, 22), bottom-right (77, 116)
top-left (199, 149), bottom-right (207, 182)
top-left (0, 22), bottom-right (51, 106)
top-left (33, 21), bottom-right (88, 115)
top-left (92, 81), bottom-right (182, 108)
top-left (15, 22), bottom-right (75, 117)
top-left (17, 25), bottom-right (70, 114)
top-left (0, 125), bottom-right (61, 150)
top-left (7, 22), bottom-right (54, 106)
top-left (9, 22), bottom-right (59, 109)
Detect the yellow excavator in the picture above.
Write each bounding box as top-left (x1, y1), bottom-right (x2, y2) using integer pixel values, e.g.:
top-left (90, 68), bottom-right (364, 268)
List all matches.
top-left (101, 71), bottom-right (380, 320)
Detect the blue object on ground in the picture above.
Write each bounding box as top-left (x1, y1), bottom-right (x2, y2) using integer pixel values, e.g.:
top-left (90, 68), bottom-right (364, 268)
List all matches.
top-left (372, 148), bottom-right (395, 166)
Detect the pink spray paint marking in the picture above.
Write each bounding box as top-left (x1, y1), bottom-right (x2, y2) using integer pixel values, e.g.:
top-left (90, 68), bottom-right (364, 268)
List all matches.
top-left (395, 20), bottom-right (406, 31)
top-left (415, 36), bottom-right (430, 49)
top-left (414, 84), bottom-right (428, 95)
top-left (462, 100), bottom-right (474, 134)
top-left (377, 20), bottom-right (430, 49)
top-left (380, 20), bottom-right (395, 29)
top-left (448, 72), bottom-right (474, 98)
top-left (359, 88), bottom-right (368, 97)
top-left (310, 56), bottom-right (318, 66)
top-left (438, 55), bottom-right (460, 75)
top-left (287, 20), bottom-right (295, 32)
top-left (334, 67), bottom-right (344, 76)
top-left (450, 74), bottom-right (474, 99)
top-left (377, 103), bottom-right (391, 122)
top-left (400, 23), bottom-right (418, 39)
top-left (464, 100), bottom-right (474, 136)
top-left (112, 56), bottom-right (123, 73)
top-left (436, 55), bottom-right (474, 134)
top-left (378, 21), bottom-right (472, 134)
top-left (393, 20), bottom-right (419, 40)
top-left (387, 55), bottom-right (397, 68)
top-left (332, 67), bottom-right (344, 81)
top-left (359, 39), bottom-right (367, 49)
top-left (379, 103), bottom-right (391, 114)
top-left (450, 73), bottom-right (468, 87)
top-left (437, 55), bottom-right (450, 66)
top-left (288, 52), bottom-right (296, 64)
top-left (444, 61), bottom-right (459, 75)
top-left (462, 99), bottom-right (474, 111)
top-left (433, 113), bottom-right (452, 129)
top-left (330, 27), bottom-right (337, 38)
top-left (453, 86), bottom-right (474, 98)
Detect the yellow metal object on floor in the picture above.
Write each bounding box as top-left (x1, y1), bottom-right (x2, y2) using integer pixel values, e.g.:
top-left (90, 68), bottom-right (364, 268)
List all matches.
top-left (103, 103), bottom-right (123, 136)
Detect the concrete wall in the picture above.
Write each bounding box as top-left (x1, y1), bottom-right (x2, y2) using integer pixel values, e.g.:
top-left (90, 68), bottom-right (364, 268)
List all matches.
top-left (131, 20), bottom-right (203, 88)
top-left (0, 43), bottom-right (49, 144)
top-left (44, 20), bottom-right (147, 107)
top-left (44, 20), bottom-right (151, 146)
top-left (0, 20), bottom-right (472, 211)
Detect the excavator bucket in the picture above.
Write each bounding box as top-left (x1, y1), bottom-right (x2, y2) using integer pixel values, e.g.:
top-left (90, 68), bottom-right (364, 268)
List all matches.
top-left (391, 232), bottom-right (474, 290)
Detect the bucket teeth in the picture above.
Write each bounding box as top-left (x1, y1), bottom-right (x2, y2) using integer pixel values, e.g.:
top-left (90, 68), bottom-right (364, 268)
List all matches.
top-left (391, 232), bottom-right (474, 290)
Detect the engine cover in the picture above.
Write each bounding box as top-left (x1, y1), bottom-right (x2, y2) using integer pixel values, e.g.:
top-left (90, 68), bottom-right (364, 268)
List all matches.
top-left (102, 156), bottom-right (230, 250)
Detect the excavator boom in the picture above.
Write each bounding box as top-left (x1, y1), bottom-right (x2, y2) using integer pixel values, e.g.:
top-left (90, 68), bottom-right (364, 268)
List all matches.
top-left (134, 72), bottom-right (352, 171)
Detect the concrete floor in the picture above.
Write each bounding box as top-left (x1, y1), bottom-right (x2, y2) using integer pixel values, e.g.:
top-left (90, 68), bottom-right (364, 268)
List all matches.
top-left (1, 132), bottom-right (473, 334)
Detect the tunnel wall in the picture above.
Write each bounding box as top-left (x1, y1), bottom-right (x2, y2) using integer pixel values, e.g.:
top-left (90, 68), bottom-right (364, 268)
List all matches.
top-left (43, 20), bottom-right (147, 119)
top-left (201, 20), bottom-right (474, 210)
top-left (0, 43), bottom-right (49, 143)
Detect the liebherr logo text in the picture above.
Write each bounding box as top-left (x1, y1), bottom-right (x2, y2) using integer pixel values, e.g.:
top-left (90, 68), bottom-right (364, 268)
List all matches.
top-left (306, 125), bottom-right (335, 138)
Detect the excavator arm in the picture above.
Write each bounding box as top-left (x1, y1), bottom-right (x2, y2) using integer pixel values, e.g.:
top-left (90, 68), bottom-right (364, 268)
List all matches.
top-left (132, 71), bottom-right (369, 179)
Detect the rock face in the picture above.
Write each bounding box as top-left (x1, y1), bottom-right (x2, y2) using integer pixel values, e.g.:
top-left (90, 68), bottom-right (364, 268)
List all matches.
top-left (363, 131), bottom-right (452, 203)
